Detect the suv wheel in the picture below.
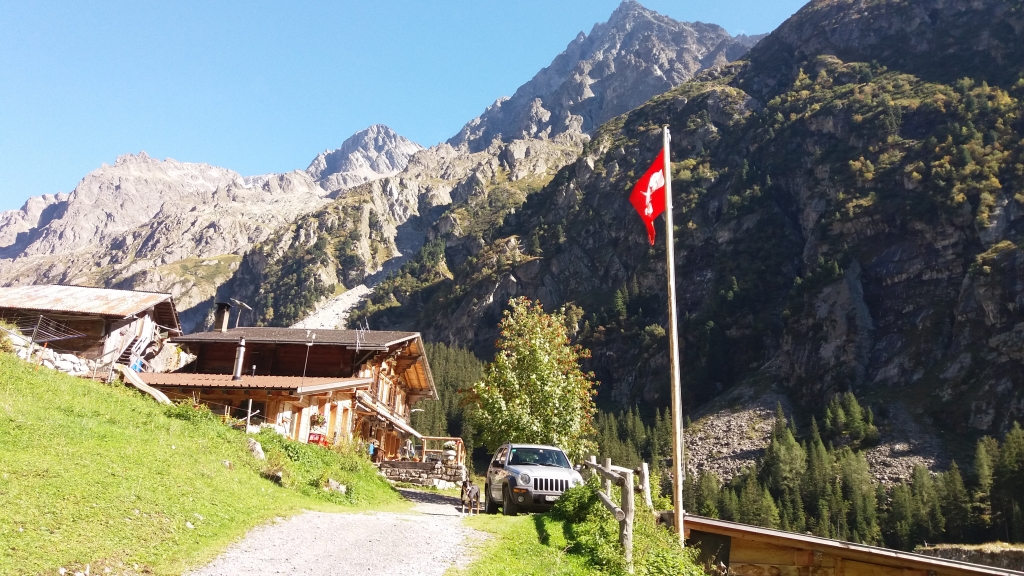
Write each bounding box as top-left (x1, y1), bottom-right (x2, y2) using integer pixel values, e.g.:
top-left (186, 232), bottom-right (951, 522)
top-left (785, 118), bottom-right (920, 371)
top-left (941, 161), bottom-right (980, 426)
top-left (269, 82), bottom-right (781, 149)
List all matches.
top-left (484, 484), bottom-right (499, 514)
top-left (502, 485), bottom-right (519, 516)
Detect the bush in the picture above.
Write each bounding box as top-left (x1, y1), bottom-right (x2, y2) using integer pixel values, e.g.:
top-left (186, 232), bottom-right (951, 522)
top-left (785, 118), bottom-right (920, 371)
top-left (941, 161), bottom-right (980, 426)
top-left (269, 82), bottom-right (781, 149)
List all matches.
top-left (164, 399), bottom-right (219, 423)
top-left (550, 480), bottom-right (706, 576)
top-left (0, 320), bottom-right (18, 354)
top-left (254, 429), bottom-right (398, 506)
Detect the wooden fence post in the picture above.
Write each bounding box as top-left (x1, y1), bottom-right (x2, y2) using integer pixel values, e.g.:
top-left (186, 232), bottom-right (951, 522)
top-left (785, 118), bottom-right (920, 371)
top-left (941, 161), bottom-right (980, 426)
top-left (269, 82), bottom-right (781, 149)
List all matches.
top-left (604, 457), bottom-right (613, 496)
top-left (582, 456), bottom-right (635, 573)
top-left (622, 469), bottom-right (635, 574)
top-left (639, 462), bottom-right (654, 512)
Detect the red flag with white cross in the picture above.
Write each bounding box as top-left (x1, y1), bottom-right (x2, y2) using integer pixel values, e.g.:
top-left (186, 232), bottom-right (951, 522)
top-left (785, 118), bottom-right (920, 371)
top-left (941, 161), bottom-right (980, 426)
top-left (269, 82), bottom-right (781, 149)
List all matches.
top-left (629, 150), bottom-right (667, 245)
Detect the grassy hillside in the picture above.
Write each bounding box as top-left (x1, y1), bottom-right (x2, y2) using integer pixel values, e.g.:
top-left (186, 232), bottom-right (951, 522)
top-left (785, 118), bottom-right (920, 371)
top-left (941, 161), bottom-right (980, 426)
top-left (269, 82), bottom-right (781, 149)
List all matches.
top-left (0, 353), bottom-right (401, 574)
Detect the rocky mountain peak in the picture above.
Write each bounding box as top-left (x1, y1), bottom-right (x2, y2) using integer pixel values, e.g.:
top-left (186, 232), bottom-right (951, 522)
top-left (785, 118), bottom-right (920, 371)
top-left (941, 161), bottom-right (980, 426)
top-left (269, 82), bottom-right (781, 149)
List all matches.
top-left (113, 151), bottom-right (156, 166)
top-left (447, 1), bottom-right (761, 152)
top-left (306, 124), bottom-right (423, 193)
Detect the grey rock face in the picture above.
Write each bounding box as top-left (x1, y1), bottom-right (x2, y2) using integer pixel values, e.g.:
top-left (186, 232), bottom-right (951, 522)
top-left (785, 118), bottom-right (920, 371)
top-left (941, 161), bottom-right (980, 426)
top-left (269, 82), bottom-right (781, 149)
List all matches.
top-left (448, 0), bottom-right (763, 152)
top-left (0, 152), bottom-right (242, 259)
top-left (0, 153), bottom-right (331, 326)
top-left (306, 124), bottom-right (424, 193)
top-left (0, 192), bottom-right (69, 251)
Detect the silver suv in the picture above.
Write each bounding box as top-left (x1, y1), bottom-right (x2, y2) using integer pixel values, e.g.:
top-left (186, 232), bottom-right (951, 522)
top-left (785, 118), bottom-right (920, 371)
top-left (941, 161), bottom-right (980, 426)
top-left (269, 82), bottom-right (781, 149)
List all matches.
top-left (483, 443), bottom-right (584, 515)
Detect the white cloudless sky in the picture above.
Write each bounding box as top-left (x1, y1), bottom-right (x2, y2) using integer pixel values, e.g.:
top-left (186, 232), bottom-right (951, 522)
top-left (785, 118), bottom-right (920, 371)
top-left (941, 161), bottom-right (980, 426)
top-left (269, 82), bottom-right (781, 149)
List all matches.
top-left (0, 0), bottom-right (806, 211)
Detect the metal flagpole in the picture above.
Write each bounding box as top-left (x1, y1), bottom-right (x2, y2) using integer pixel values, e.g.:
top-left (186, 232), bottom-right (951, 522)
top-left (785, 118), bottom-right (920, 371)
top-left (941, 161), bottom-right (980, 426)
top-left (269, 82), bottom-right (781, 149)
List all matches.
top-left (662, 125), bottom-right (686, 546)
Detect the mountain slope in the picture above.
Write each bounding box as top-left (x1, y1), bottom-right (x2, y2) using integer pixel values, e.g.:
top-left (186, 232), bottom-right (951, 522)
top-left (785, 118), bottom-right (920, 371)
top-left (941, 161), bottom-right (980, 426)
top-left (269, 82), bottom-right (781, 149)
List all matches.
top-left (351, 0), bottom-right (1024, 466)
top-left (448, 0), bottom-right (762, 152)
top-left (0, 127), bottom-right (422, 331)
top-left (738, 0), bottom-right (1024, 100)
top-left (220, 1), bottom-right (761, 331)
top-left (218, 133), bottom-right (586, 329)
top-left (0, 154), bottom-right (331, 329)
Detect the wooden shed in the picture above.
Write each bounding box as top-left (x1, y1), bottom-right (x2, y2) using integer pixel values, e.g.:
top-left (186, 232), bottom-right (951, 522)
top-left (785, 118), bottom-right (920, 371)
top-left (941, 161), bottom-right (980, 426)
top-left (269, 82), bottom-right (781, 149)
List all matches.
top-left (0, 284), bottom-right (180, 365)
top-left (683, 515), bottom-right (1023, 576)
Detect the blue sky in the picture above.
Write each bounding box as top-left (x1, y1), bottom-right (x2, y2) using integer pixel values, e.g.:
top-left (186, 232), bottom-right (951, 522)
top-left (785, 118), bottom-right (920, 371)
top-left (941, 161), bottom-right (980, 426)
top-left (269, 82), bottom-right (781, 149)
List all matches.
top-left (0, 1), bottom-right (805, 211)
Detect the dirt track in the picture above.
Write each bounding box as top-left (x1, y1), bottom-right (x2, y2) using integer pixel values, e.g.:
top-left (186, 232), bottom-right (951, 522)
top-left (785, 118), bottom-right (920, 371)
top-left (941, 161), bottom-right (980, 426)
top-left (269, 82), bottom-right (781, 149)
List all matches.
top-left (188, 490), bottom-right (484, 576)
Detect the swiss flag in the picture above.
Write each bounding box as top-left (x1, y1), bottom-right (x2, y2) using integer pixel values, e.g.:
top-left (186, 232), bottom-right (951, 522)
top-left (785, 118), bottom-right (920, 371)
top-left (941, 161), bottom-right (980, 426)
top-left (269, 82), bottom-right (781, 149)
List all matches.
top-left (629, 150), bottom-right (667, 245)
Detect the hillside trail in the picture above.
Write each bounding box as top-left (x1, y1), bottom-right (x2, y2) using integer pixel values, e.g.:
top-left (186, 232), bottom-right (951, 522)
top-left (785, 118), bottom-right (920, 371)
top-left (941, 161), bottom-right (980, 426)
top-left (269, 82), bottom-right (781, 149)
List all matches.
top-left (187, 489), bottom-right (486, 576)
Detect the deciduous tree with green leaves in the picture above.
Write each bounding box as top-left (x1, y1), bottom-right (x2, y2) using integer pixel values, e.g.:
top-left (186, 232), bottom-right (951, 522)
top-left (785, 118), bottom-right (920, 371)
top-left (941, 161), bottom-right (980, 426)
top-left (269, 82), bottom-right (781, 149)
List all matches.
top-left (468, 297), bottom-right (598, 461)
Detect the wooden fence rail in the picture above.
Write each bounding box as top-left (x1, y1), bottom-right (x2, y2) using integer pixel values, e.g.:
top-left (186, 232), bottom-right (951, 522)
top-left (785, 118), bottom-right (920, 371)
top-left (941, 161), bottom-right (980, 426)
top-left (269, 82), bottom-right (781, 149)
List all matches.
top-left (584, 455), bottom-right (642, 573)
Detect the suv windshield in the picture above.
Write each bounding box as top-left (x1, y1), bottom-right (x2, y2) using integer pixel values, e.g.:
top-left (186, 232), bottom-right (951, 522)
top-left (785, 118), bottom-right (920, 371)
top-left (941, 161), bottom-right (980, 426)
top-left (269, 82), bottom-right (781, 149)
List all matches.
top-left (508, 447), bottom-right (570, 468)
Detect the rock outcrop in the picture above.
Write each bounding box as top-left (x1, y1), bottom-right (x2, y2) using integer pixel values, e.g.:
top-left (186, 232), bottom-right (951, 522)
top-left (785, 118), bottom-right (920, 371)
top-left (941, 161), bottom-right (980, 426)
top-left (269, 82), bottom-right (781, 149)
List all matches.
top-left (448, 0), bottom-right (762, 152)
top-left (306, 124), bottom-right (424, 193)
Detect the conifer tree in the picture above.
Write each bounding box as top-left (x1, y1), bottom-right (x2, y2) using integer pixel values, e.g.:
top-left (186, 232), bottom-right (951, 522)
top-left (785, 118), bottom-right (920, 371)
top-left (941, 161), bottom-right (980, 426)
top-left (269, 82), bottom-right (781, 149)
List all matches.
top-left (910, 464), bottom-right (945, 544)
top-left (839, 450), bottom-right (881, 544)
top-left (719, 488), bottom-right (739, 522)
top-left (696, 470), bottom-right (722, 518)
top-left (971, 437), bottom-right (996, 538)
top-left (803, 418), bottom-right (832, 525)
top-left (992, 422), bottom-right (1024, 542)
top-left (940, 462), bottom-right (971, 543)
top-left (885, 483), bottom-right (915, 550)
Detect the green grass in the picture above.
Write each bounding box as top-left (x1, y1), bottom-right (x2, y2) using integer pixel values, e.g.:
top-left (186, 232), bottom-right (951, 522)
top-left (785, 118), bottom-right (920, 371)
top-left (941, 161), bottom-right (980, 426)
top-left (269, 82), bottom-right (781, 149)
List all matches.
top-left (0, 353), bottom-right (403, 574)
top-left (449, 514), bottom-right (602, 576)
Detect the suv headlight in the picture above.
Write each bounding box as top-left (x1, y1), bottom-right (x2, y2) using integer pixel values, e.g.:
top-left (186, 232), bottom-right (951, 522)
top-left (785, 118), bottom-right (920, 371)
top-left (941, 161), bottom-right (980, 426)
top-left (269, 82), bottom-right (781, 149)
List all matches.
top-left (571, 477), bottom-right (581, 487)
top-left (519, 473), bottom-right (531, 485)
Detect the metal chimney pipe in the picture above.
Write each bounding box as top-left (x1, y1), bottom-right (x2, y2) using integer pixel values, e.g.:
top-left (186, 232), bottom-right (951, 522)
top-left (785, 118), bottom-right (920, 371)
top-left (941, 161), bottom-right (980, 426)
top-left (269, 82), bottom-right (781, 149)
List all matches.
top-left (214, 302), bottom-right (233, 333)
top-left (232, 337), bottom-right (246, 381)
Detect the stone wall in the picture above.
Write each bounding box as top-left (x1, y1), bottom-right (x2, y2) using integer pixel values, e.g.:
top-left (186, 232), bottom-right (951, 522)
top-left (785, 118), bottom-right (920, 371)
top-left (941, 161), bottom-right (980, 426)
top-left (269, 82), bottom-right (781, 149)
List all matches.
top-left (379, 460), bottom-right (467, 490)
top-left (916, 545), bottom-right (1024, 572)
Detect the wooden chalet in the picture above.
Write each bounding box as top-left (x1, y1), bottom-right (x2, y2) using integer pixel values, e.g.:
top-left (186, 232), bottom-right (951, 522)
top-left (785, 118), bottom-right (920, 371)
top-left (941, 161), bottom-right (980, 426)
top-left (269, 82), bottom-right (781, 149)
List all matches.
top-left (0, 284), bottom-right (181, 365)
top-left (138, 307), bottom-right (436, 457)
top-left (684, 515), bottom-right (1023, 576)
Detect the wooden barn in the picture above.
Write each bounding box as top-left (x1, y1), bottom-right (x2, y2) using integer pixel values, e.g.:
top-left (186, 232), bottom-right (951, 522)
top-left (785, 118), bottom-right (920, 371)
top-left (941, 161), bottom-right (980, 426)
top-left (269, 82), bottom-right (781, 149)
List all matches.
top-left (138, 306), bottom-right (436, 457)
top-left (684, 515), bottom-right (1022, 576)
top-left (0, 284), bottom-right (181, 366)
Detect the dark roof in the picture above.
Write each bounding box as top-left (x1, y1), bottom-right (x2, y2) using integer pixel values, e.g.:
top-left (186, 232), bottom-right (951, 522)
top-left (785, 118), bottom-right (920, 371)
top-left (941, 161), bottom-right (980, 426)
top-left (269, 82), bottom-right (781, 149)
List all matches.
top-left (0, 284), bottom-right (181, 332)
top-left (172, 327), bottom-right (419, 350)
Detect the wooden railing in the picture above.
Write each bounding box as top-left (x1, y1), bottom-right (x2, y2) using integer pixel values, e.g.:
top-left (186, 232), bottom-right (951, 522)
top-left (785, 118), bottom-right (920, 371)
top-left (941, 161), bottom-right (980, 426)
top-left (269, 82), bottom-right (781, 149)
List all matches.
top-left (583, 456), bottom-right (656, 574)
top-left (419, 436), bottom-right (465, 467)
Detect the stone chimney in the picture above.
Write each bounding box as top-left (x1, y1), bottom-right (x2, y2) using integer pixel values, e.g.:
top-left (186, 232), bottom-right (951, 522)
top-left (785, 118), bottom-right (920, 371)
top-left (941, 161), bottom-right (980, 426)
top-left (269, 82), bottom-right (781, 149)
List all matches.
top-left (214, 302), bottom-right (232, 332)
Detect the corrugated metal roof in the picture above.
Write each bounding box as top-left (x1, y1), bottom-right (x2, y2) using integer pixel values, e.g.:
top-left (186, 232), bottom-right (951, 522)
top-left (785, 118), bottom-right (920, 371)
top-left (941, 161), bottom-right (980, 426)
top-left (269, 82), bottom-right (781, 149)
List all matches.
top-left (140, 372), bottom-right (371, 392)
top-left (0, 285), bottom-right (175, 319)
top-left (172, 327), bottom-right (420, 349)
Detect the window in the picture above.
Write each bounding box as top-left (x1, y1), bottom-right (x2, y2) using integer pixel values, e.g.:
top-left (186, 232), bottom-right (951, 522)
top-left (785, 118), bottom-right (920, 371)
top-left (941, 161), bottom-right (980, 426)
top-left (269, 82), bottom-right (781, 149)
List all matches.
top-left (492, 446), bottom-right (508, 466)
top-left (507, 447), bottom-right (570, 468)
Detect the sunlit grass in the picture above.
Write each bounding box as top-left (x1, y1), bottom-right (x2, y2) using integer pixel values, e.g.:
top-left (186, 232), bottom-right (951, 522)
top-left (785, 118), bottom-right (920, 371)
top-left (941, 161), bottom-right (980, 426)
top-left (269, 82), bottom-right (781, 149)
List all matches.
top-left (449, 514), bottom-right (601, 576)
top-left (0, 353), bottom-right (401, 574)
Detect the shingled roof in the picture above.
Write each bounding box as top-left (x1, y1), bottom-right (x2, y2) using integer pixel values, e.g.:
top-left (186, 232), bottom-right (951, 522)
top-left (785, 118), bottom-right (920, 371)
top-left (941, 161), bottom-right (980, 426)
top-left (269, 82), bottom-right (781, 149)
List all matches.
top-left (172, 327), bottom-right (418, 350)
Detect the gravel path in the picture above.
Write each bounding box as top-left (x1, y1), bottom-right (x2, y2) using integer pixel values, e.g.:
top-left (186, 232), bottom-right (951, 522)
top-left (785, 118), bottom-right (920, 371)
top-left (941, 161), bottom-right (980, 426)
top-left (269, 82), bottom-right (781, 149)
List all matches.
top-left (188, 490), bottom-right (486, 576)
